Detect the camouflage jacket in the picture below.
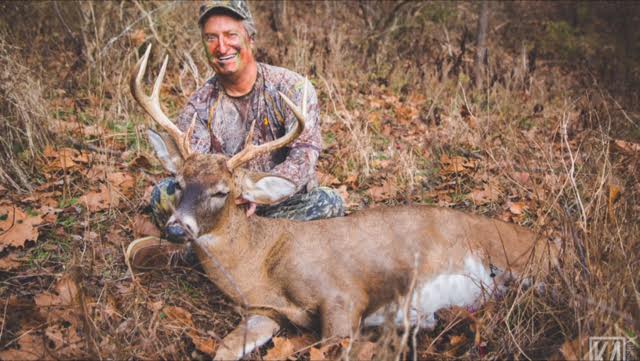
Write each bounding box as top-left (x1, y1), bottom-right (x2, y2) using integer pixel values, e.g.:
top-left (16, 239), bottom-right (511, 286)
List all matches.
top-left (175, 63), bottom-right (321, 193)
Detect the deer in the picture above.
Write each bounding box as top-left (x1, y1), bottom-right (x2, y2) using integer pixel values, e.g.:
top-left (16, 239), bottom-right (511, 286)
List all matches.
top-left (127, 45), bottom-right (558, 360)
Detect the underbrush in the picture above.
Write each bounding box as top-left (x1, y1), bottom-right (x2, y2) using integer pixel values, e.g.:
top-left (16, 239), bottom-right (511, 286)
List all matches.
top-left (0, 1), bottom-right (638, 360)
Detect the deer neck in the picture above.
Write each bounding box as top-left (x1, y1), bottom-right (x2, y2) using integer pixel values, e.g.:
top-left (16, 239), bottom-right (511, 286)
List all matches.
top-left (191, 198), bottom-right (280, 304)
top-left (192, 198), bottom-right (276, 267)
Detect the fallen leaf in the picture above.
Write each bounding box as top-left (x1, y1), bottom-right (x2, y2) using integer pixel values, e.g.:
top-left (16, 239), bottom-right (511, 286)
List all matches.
top-left (49, 119), bottom-right (82, 135)
top-left (163, 305), bottom-right (194, 327)
top-left (84, 165), bottom-right (109, 182)
top-left (132, 214), bottom-right (161, 238)
top-left (148, 300), bottom-right (164, 313)
top-left (106, 225), bottom-right (128, 246)
top-left (468, 185), bottom-right (500, 205)
top-left (35, 273), bottom-right (80, 308)
top-left (0, 253), bottom-right (23, 270)
top-left (614, 139), bottom-right (640, 154)
top-left (79, 184), bottom-right (116, 212)
top-left (265, 337), bottom-right (295, 360)
top-left (129, 154), bottom-right (153, 169)
top-left (513, 172), bottom-right (531, 186)
top-left (309, 347), bottom-right (325, 361)
top-left (38, 204), bottom-right (61, 224)
top-left (337, 185), bottom-right (349, 204)
top-left (508, 201), bottom-right (527, 215)
top-left (344, 174), bottom-right (358, 187)
top-left (81, 124), bottom-right (105, 137)
top-left (35, 292), bottom-right (60, 307)
top-left (368, 179), bottom-right (396, 202)
top-left (42, 146), bottom-right (86, 172)
top-left (188, 330), bottom-right (217, 356)
top-left (0, 203), bottom-right (43, 252)
top-left (107, 172), bottom-right (135, 195)
top-left (440, 154), bottom-right (472, 175)
top-left (45, 322), bottom-right (84, 358)
top-left (609, 184), bottom-right (622, 205)
top-left (340, 338), bottom-right (351, 349)
top-left (355, 341), bottom-right (376, 360)
top-left (608, 183), bottom-right (623, 221)
top-left (130, 29), bottom-right (146, 47)
top-left (450, 334), bottom-right (468, 346)
top-left (0, 332), bottom-right (46, 360)
top-left (317, 170), bottom-right (340, 186)
top-left (554, 337), bottom-right (589, 361)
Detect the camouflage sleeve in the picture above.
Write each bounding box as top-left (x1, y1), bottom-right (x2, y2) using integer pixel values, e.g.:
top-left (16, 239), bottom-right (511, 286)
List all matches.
top-left (174, 87), bottom-right (212, 154)
top-left (271, 78), bottom-right (321, 192)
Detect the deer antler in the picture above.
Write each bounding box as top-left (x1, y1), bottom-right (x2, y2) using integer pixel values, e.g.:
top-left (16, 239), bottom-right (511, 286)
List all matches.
top-left (226, 81), bottom-right (308, 171)
top-left (130, 44), bottom-right (195, 159)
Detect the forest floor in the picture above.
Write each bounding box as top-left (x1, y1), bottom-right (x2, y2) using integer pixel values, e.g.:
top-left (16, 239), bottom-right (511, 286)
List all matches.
top-left (1, 2), bottom-right (639, 360)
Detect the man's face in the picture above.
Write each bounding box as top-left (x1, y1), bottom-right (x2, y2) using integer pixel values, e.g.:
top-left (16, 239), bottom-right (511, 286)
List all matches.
top-left (202, 14), bottom-right (254, 78)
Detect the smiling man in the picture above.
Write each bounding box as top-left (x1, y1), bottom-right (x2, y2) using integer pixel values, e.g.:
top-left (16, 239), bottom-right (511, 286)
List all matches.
top-left (149, 0), bottom-right (344, 229)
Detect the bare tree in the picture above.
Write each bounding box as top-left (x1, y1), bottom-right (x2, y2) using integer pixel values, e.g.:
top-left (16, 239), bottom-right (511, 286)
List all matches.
top-left (474, 1), bottom-right (489, 88)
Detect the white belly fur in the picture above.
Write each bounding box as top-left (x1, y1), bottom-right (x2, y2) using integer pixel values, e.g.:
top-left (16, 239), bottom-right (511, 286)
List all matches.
top-left (363, 255), bottom-right (494, 329)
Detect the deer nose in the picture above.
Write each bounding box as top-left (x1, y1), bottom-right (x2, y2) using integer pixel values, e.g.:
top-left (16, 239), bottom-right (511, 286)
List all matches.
top-left (166, 225), bottom-right (187, 243)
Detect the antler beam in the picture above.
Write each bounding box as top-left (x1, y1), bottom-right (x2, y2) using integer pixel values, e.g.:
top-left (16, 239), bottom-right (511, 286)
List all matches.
top-left (130, 44), bottom-right (195, 159)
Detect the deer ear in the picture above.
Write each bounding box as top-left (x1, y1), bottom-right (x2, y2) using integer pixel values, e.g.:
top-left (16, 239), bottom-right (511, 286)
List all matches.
top-left (240, 172), bottom-right (296, 205)
top-left (147, 129), bottom-right (183, 174)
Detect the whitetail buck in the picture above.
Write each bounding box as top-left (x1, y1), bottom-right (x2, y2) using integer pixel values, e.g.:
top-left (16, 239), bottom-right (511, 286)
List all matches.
top-left (128, 45), bottom-right (558, 360)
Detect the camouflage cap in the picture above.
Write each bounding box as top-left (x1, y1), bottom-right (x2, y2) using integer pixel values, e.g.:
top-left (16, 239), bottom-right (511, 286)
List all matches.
top-left (198, 0), bottom-right (254, 25)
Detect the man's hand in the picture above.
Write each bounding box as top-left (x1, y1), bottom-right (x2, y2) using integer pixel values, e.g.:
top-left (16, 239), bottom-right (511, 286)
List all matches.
top-left (235, 197), bottom-right (257, 217)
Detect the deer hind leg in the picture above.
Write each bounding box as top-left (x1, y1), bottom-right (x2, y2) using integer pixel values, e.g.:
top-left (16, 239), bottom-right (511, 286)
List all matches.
top-left (213, 315), bottom-right (280, 361)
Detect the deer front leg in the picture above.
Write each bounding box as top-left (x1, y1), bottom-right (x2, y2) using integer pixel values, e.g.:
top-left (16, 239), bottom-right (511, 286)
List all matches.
top-left (320, 295), bottom-right (365, 341)
top-left (214, 315), bottom-right (280, 361)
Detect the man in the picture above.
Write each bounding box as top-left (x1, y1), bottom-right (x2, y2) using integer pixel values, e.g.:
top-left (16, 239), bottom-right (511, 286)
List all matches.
top-left (150, 0), bottom-right (344, 230)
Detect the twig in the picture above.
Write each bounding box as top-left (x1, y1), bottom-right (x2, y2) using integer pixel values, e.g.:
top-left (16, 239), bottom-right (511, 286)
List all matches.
top-left (67, 137), bottom-right (122, 156)
top-left (0, 296), bottom-right (9, 343)
top-left (54, 1), bottom-right (74, 36)
top-left (133, 0), bottom-right (170, 51)
top-left (504, 290), bottom-right (532, 361)
top-left (98, 2), bottom-right (174, 58)
top-left (561, 109), bottom-right (588, 230)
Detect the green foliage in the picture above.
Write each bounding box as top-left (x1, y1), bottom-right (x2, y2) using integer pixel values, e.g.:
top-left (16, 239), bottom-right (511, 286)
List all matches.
top-left (58, 197), bottom-right (79, 209)
top-left (541, 20), bottom-right (581, 61)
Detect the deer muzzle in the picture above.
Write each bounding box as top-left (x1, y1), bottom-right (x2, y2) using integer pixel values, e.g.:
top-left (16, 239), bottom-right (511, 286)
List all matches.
top-left (165, 214), bottom-right (199, 244)
top-left (166, 224), bottom-right (189, 244)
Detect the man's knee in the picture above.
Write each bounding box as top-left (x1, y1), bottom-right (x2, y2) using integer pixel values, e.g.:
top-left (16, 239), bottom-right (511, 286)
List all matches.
top-left (150, 178), bottom-right (178, 226)
top-left (311, 187), bottom-right (345, 218)
top-left (257, 186), bottom-right (345, 221)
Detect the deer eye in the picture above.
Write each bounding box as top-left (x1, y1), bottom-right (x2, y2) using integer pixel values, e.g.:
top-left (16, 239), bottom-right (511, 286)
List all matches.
top-left (210, 191), bottom-right (228, 198)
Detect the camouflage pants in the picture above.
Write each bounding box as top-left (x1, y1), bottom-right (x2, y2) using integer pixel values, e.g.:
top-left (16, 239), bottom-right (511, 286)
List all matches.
top-left (150, 178), bottom-right (345, 227)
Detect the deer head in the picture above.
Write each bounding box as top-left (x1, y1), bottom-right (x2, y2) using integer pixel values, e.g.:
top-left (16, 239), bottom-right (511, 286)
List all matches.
top-left (131, 44), bottom-right (306, 242)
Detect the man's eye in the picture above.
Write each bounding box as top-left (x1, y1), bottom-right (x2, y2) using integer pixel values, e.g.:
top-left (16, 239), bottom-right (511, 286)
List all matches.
top-left (205, 35), bottom-right (218, 43)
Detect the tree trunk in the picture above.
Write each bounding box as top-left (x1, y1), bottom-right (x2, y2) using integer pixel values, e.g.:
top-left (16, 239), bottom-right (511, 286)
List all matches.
top-left (474, 1), bottom-right (489, 88)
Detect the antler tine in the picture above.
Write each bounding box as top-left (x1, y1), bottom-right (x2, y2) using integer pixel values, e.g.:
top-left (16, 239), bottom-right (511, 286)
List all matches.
top-left (226, 88), bottom-right (306, 171)
top-left (130, 43), bottom-right (192, 158)
top-left (151, 55), bottom-right (168, 100)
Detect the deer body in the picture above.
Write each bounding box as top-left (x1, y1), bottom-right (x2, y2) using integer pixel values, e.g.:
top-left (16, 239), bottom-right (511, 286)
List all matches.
top-left (129, 45), bottom-right (555, 360)
top-left (193, 195), bottom-right (543, 331)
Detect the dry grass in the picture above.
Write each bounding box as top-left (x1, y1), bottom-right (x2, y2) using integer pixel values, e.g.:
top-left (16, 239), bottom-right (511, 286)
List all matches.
top-left (0, 1), bottom-right (638, 360)
top-left (0, 31), bottom-right (51, 192)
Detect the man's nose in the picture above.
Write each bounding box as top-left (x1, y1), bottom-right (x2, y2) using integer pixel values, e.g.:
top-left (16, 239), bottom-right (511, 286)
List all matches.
top-left (218, 36), bottom-right (227, 53)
